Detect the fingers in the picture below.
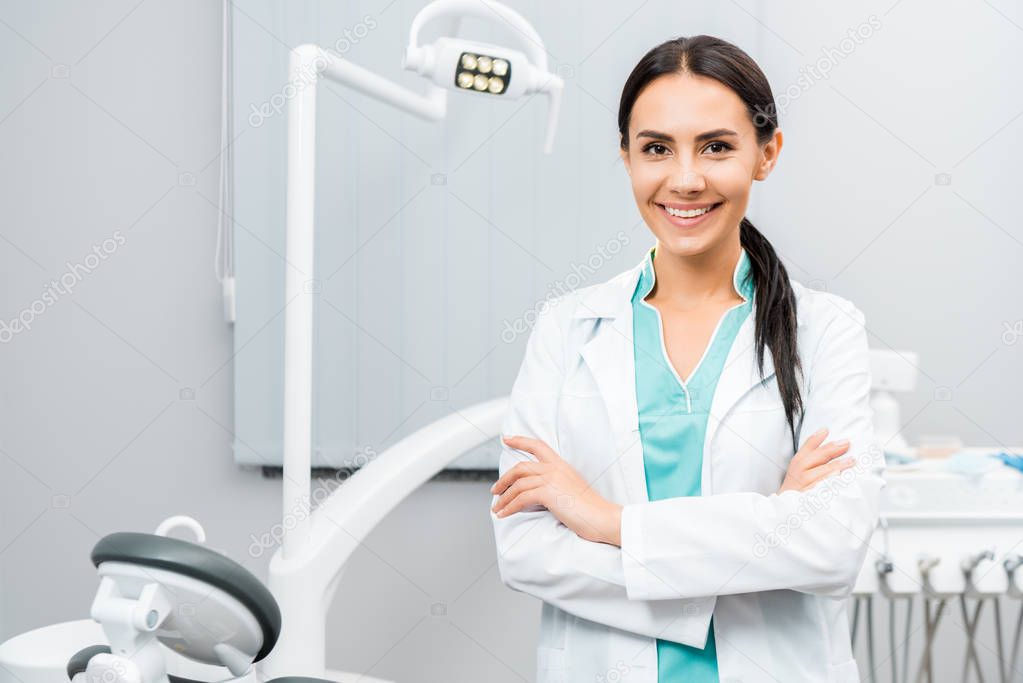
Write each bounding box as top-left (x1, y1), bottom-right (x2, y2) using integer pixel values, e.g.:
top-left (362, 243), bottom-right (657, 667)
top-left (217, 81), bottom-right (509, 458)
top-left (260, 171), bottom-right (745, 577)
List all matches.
top-left (798, 427), bottom-right (829, 454)
top-left (502, 434), bottom-right (558, 463)
top-left (800, 455), bottom-right (857, 491)
top-left (491, 460), bottom-right (542, 496)
top-left (492, 475), bottom-right (543, 513)
top-left (491, 434), bottom-right (557, 499)
top-left (800, 439), bottom-right (850, 469)
top-left (494, 487), bottom-right (543, 517)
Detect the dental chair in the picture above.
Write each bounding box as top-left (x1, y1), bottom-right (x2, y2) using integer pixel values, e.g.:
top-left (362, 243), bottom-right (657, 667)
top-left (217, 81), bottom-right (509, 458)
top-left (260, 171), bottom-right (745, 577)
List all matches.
top-left (70, 529), bottom-right (285, 683)
top-left (0, 520), bottom-right (357, 683)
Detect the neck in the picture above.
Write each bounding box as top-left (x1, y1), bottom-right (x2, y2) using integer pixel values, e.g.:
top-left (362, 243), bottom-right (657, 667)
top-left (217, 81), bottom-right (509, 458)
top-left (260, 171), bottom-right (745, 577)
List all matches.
top-left (648, 238), bottom-right (743, 308)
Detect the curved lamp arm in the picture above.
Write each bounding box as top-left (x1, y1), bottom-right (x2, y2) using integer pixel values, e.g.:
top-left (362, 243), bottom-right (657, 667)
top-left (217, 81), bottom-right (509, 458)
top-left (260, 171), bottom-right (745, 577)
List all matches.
top-left (408, 0), bottom-right (549, 72)
top-left (264, 397), bottom-right (507, 676)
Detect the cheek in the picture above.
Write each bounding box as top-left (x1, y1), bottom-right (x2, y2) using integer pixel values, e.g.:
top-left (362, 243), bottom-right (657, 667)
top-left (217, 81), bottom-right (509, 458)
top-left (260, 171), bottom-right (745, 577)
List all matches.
top-left (626, 160), bottom-right (658, 192)
top-left (703, 159), bottom-right (753, 198)
top-left (628, 165), bottom-right (663, 199)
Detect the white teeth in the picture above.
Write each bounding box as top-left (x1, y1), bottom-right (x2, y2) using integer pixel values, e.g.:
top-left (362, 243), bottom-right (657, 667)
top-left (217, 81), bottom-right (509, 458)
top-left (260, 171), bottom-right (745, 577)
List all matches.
top-left (664, 204), bottom-right (715, 218)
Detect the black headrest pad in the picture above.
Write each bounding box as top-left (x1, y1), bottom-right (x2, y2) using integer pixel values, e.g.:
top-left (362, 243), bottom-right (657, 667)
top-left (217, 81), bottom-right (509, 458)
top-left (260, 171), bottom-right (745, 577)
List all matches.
top-left (91, 532), bottom-right (281, 661)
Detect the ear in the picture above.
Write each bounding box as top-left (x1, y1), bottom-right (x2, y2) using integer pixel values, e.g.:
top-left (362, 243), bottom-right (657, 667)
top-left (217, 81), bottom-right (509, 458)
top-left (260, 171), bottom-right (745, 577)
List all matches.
top-left (619, 145), bottom-right (631, 175)
top-left (753, 129), bottom-right (783, 181)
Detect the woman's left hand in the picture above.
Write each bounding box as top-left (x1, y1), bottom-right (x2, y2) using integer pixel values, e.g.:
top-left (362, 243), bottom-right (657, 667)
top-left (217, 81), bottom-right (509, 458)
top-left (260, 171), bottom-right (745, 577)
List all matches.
top-left (491, 434), bottom-right (622, 547)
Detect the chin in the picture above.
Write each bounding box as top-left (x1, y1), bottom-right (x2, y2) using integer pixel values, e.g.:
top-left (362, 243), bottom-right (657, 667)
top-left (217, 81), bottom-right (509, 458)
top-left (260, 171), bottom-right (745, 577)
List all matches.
top-left (647, 224), bottom-right (718, 256)
top-left (645, 213), bottom-right (740, 257)
top-left (652, 235), bottom-right (708, 256)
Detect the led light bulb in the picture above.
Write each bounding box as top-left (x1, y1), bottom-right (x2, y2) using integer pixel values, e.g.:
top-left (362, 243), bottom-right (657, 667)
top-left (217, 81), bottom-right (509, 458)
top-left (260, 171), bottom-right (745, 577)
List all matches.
top-left (477, 55), bottom-right (493, 73)
top-left (473, 74), bottom-right (488, 90)
top-left (488, 76), bottom-right (504, 94)
top-left (492, 59), bottom-right (508, 77)
top-left (461, 53), bottom-right (478, 70)
top-left (457, 71), bottom-right (474, 88)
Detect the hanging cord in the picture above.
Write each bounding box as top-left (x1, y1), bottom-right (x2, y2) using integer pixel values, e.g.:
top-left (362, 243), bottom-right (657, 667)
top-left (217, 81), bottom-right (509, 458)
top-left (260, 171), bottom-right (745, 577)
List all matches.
top-left (215, 0), bottom-right (236, 323)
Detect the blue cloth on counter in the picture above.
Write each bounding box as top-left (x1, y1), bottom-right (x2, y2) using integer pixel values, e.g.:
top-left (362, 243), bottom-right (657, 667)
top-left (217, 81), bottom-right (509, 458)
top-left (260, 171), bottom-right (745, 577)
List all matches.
top-left (995, 452), bottom-right (1023, 473)
top-left (943, 452), bottom-right (1003, 475)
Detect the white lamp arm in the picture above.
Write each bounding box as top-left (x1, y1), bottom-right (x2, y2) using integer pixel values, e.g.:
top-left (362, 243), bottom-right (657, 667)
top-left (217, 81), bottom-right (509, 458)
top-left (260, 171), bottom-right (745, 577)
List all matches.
top-left (265, 397), bottom-right (507, 674)
top-left (313, 397), bottom-right (507, 566)
top-left (407, 0), bottom-right (549, 73)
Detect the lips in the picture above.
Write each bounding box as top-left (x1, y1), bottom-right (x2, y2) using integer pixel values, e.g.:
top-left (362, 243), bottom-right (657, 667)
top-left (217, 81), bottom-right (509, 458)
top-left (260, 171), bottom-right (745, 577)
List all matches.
top-left (658, 201), bottom-right (722, 212)
top-left (657, 201), bottom-right (723, 215)
top-left (656, 201), bottom-right (723, 228)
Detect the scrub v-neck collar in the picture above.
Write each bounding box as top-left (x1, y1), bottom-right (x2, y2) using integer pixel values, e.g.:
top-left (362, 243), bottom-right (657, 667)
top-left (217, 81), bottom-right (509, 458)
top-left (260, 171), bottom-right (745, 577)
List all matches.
top-left (632, 244), bottom-right (755, 305)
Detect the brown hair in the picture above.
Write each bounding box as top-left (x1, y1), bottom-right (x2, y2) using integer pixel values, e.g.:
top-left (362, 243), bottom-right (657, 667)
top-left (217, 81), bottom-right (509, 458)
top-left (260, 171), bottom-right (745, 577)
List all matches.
top-left (618, 35), bottom-right (804, 449)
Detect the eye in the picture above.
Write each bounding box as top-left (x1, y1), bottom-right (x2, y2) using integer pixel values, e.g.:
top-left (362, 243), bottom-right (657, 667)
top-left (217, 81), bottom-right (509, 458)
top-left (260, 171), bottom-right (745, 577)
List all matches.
top-left (641, 142), bottom-right (670, 156)
top-left (705, 141), bottom-right (734, 154)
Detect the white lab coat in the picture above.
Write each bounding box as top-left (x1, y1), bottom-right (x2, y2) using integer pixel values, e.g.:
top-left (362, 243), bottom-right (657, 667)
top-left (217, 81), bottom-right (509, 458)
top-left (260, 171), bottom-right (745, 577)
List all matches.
top-left (490, 253), bottom-right (884, 683)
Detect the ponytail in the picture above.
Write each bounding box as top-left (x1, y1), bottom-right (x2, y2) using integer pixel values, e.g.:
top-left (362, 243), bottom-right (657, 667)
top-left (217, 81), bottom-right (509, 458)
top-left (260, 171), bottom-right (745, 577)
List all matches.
top-left (740, 218), bottom-right (804, 450)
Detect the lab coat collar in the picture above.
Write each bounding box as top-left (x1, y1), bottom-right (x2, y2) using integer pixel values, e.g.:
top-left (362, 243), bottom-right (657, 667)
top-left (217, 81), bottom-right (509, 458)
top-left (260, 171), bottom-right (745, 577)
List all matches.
top-left (572, 245), bottom-right (778, 502)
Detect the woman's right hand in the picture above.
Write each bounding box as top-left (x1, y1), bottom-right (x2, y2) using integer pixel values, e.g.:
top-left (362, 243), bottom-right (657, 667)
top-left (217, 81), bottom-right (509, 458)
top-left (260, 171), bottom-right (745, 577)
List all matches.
top-left (777, 427), bottom-right (854, 494)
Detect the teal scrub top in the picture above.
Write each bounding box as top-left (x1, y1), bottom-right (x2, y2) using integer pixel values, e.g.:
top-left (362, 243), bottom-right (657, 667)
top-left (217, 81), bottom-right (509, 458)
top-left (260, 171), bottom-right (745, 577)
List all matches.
top-left (631, 244), bottom-right (755, 682)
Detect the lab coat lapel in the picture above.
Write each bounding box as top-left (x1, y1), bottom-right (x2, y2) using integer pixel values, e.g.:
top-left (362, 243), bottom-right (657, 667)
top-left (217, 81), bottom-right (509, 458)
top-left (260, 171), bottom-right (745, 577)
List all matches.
top-left (702, 312), bottom-right (776, 494)
top-left (574, 255), bottom-right (776, 502)
top-left (578, 310), bottom-right (646, 502)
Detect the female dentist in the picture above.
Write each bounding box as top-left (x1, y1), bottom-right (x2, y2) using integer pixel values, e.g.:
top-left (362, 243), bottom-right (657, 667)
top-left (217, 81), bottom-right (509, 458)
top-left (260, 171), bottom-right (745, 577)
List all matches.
top-left (489, 35), bottom-right (883, 683)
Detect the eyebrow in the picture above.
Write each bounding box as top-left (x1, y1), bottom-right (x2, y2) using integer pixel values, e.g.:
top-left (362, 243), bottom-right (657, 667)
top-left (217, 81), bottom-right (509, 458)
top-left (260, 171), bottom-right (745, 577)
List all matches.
top-left (635, 128), bottom-right (738, 143)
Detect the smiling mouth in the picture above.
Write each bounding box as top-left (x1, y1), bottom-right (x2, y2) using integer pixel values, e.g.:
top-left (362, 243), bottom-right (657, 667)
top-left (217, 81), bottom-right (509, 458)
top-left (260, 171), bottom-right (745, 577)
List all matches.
top-left (657, 202), bottom-right (723, 218)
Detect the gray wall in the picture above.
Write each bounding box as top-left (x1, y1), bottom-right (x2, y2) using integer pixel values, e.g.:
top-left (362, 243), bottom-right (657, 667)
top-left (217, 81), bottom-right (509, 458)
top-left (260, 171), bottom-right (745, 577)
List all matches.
top-left (2, 1), bottom-right (1022, 682)
top-left (227, 0), bottom-right (733, 469)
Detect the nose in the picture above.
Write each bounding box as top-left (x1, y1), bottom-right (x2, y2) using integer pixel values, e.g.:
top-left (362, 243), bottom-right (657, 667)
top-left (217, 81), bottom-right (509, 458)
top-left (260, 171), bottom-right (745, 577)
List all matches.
top-left (667, 156), bottom-right (706, 195)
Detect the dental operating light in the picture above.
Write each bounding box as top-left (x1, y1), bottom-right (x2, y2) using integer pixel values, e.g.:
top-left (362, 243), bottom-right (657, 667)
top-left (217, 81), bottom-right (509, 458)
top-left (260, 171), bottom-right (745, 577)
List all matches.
top-left (402, 0), bottom-right (563, 153)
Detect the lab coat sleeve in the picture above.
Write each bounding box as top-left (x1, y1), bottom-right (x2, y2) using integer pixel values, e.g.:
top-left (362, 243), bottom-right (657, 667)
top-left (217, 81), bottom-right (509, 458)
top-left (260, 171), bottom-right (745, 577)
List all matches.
top-left (619, 300), bottom-right (885, 600)
top-left (491, 301), bottom-right (715, 648)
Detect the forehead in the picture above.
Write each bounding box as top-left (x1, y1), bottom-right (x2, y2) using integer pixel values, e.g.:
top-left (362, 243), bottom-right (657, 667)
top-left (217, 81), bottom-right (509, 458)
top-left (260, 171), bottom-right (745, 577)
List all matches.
top-left (629, 72), bottom-right (750, 139)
